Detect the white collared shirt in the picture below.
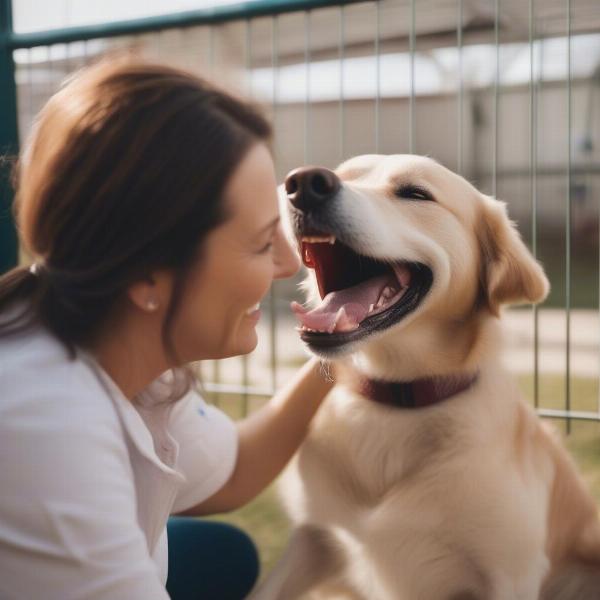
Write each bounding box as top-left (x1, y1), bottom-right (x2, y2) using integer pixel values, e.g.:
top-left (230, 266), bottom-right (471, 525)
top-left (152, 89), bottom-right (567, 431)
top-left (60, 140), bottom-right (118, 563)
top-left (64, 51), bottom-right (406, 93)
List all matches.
top-left (0, 321), bottom-right (238, 599)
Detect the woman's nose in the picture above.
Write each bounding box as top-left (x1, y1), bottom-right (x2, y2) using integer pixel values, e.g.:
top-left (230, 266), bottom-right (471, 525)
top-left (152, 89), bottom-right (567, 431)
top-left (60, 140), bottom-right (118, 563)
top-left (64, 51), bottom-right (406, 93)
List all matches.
top-left (273, 229), bottom-right (301, 280)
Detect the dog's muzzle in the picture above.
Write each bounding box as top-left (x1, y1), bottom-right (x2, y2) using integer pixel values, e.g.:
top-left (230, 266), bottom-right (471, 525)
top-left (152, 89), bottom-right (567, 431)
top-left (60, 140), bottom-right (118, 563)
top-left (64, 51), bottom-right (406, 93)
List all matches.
top-left (285, 166), bottom-right (340, 213)
top-left (283, 167), bottom-right (433, 354)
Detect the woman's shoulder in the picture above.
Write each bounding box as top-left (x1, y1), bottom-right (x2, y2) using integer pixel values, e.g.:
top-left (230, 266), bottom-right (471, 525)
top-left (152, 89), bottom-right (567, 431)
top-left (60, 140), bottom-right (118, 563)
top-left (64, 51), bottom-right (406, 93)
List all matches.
top-left (0, 322), bottom-right (120, 429)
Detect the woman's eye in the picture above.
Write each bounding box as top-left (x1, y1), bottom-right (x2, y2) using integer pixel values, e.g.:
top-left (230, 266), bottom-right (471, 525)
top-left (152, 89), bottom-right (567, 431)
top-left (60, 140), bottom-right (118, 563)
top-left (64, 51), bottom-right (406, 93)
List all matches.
top-left (259, 241), bottom-right (274, 254)
top-left (394, 185), bottom-right (434, 202)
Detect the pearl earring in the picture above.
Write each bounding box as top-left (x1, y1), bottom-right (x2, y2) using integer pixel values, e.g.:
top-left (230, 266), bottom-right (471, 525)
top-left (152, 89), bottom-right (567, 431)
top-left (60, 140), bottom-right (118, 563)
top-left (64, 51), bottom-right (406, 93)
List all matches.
top-left (146, 298), bottom-right (159, 311)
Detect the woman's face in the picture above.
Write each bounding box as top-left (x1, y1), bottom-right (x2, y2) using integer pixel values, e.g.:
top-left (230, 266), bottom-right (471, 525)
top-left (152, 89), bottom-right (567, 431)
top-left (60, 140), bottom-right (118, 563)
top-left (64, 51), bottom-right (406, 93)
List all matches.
top-left (172, 143), bottom-right (300, 362)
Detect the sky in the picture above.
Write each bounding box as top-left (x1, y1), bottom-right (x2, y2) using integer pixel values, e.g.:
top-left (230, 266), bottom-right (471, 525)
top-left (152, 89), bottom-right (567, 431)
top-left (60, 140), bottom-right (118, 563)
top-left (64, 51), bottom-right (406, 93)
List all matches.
top-left (13, 0), bottom-right (240, 32)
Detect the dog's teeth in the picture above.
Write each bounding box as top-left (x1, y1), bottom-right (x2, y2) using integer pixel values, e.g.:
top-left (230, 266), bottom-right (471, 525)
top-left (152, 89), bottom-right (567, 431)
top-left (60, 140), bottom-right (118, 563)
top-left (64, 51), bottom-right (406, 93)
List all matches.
top-left (368, 303), bottom-right (375, 313)
top-left (291, 300), bottom-right (308, 314)
top-left (301, 235), bottom-right (336, 244)
top-left (394, 264), bottom-right (412, 288)
top-left (332, 306), bottom-right (347, 331)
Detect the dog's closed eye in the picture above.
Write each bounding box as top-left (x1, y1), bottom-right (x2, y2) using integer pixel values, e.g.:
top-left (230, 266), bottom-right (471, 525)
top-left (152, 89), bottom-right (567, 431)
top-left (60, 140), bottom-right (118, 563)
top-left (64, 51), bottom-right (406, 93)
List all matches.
top-left (394, 184), bottom-right (434, 202)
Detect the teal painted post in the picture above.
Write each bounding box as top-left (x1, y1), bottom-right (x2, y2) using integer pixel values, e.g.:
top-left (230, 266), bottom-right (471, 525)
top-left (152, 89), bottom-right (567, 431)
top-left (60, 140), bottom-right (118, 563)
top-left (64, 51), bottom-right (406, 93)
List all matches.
top-left (0, 0), bottom-right (18, 274)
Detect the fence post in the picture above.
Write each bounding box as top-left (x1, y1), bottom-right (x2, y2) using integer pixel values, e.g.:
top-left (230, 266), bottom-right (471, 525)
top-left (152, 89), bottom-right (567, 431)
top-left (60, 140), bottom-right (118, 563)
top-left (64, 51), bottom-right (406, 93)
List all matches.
top-left (0, 0), bottom-right (18, 275)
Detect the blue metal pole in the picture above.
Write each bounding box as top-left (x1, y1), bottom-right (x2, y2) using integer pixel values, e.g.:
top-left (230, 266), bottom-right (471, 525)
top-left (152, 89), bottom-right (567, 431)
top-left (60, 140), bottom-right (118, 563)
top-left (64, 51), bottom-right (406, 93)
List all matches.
top-left (0, 0), bottom-right (18, 275)
top-left (7, 0), bottom-right (367, 50)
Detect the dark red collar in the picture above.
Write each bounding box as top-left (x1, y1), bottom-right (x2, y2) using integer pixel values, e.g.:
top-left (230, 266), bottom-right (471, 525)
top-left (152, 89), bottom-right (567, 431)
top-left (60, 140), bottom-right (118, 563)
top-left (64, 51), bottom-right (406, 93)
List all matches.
top-left (357, 372), bottom-right (479, 409)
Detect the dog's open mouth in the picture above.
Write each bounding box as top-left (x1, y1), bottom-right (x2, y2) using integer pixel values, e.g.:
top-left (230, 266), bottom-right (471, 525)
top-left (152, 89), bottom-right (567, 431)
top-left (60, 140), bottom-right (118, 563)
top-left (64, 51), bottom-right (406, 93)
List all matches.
top-left (291, 235), bottom-right (433, 350)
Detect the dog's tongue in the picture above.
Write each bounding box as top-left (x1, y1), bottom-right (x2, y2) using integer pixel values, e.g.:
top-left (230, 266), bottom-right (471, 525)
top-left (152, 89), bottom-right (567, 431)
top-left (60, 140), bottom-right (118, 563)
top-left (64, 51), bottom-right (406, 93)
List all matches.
top-left (291, 274), bottom-right (394, 333)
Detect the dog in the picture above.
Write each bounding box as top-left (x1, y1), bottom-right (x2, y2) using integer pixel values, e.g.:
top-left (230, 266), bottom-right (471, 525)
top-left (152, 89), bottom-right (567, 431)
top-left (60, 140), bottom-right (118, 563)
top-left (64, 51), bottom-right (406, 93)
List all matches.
top-left (249, 154), bottom-right (600, 600)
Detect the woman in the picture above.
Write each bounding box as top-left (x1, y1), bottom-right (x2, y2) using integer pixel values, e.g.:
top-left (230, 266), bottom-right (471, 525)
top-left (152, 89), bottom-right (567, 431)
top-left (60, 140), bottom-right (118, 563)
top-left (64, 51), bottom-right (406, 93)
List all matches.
top-left (0, 58), bottom-right (332, 599)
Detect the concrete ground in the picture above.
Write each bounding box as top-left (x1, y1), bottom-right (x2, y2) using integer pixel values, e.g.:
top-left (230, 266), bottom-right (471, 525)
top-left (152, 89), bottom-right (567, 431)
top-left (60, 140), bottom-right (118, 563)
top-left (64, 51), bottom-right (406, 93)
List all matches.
top-left (501, 308), bottom-right (599, 378)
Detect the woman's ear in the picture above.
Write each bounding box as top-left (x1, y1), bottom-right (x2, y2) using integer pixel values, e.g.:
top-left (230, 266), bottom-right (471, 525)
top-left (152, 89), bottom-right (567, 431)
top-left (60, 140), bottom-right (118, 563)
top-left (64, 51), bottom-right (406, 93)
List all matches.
top-left (478, 196), bottom-right (549, 316)
top-left (127, 271), bottom-right (173, 314)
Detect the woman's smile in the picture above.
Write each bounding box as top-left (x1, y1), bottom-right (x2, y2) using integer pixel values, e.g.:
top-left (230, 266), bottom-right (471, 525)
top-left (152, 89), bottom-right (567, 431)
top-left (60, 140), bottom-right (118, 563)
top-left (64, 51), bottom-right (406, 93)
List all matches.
top-left (245, 302), bottom-right (261, 321)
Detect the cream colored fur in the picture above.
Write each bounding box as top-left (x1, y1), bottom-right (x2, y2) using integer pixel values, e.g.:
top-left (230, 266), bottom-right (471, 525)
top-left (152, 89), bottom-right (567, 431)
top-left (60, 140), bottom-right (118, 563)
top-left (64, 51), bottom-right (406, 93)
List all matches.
top-left (250, 155), bottom-right (600, 600)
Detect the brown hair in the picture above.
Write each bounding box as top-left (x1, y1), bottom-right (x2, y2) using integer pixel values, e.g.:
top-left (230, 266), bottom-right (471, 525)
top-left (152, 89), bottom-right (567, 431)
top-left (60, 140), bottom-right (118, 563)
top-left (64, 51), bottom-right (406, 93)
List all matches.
top-left (0, 57), bottom-right (271, 367)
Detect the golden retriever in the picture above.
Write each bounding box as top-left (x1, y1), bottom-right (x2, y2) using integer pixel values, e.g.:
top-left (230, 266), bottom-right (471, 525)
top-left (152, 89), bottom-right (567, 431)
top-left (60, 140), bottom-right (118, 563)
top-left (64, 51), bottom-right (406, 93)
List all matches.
top-left (250, 154), bottom-right (600, 600)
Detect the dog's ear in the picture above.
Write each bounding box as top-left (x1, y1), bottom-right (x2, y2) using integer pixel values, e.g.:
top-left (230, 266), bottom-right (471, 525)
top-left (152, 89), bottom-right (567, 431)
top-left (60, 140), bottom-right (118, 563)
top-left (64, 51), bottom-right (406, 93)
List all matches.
top-left (478, 196), bottom-right (549, 316)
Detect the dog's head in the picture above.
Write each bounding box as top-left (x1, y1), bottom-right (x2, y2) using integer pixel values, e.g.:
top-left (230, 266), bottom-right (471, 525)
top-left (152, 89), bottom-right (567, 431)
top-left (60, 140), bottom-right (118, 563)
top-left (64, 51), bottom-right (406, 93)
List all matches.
top-left (282, 154), bottom-right (549, 378)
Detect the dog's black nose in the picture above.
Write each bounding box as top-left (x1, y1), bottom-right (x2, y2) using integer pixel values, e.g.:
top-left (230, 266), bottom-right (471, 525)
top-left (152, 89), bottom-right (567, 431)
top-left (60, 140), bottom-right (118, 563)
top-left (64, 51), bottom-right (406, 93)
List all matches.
top-left (284, 166), bottom-right (340, 212)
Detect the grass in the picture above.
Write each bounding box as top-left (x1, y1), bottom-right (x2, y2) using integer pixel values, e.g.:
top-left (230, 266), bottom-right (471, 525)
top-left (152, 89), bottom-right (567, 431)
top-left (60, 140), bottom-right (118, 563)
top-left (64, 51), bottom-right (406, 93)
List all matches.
top-left (203, 375), bottom-right (600, 578)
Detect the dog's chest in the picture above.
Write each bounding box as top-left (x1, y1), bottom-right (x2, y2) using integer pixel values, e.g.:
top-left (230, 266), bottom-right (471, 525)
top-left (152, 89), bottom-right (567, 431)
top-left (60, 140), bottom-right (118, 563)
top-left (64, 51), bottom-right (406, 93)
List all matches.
top-left (280, 385), bottom-right (552, 599)
top-left (284, 386), bottom-right (469, 520)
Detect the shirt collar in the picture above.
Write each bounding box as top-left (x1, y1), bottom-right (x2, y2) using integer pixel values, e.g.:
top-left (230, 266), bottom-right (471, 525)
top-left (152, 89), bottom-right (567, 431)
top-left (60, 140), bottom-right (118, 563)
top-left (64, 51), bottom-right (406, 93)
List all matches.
top-left (77, 348), bottom-right (185, 481)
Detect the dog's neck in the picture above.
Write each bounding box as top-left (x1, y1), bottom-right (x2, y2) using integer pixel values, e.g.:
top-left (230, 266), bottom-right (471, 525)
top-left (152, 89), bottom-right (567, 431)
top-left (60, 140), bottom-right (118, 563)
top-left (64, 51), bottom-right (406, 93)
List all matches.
top-left (355, 372), bottom-right (479, 409)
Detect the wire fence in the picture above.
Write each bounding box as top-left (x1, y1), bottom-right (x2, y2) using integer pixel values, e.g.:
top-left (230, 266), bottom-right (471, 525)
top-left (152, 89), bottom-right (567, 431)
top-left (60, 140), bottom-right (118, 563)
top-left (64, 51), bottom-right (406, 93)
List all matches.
top-left (3, 0), bottom-right (600, 428)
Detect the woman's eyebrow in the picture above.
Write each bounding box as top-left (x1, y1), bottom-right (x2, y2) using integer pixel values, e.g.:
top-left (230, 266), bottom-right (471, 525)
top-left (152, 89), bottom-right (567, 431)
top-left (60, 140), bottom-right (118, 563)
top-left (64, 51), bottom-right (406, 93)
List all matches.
top-left (257, 216), bottom-right (280, 235)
